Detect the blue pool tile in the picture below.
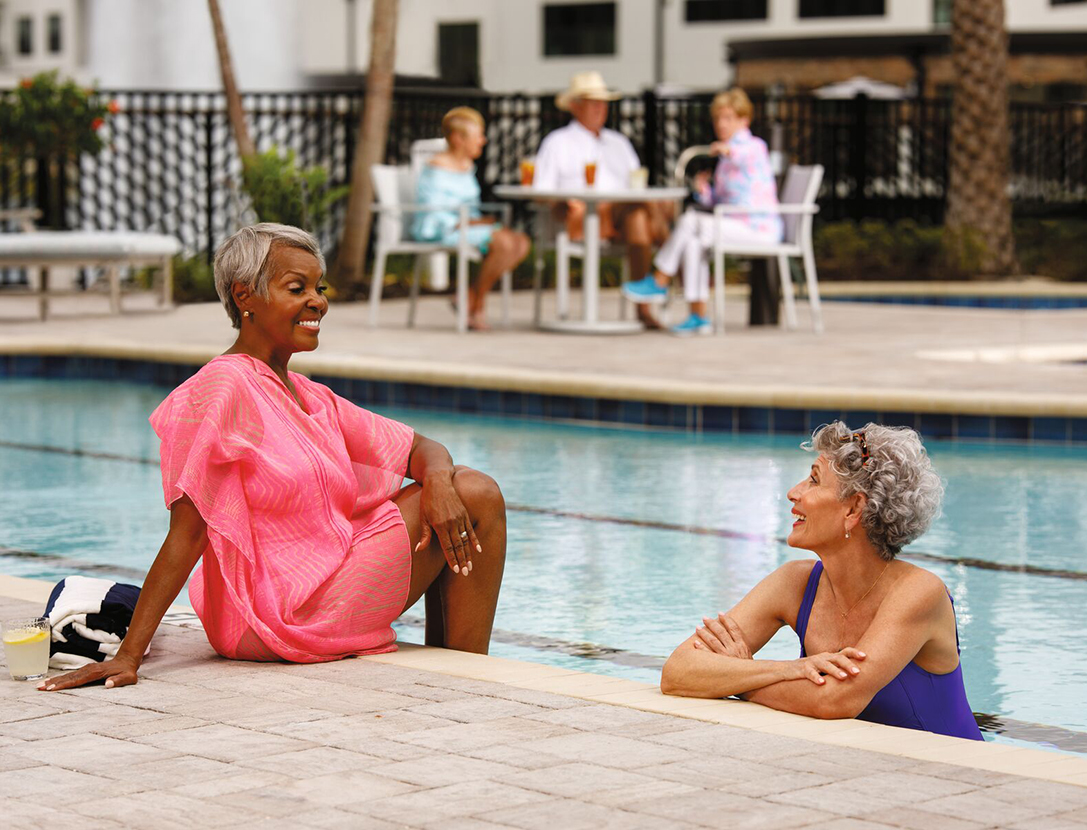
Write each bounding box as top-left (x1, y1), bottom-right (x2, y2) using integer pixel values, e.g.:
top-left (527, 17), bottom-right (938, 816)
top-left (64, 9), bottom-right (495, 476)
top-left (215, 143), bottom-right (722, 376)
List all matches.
top-left (370, 381), bottom-right (390, 406)
top-left (702, 405), bottom-right (734, 432)
top-left (844, 410), bottom-right (880, 429)
top-left (880, 411), bottom-right (918, 430)
top-left (955, 415), bottom-right (993, 441)
top-left (574, 397), bottom-right (597, 422)
top-left (672, 405), bottom-right (693, 430)
top-left (808, 410), bottom-right (842, 432)
top-left (548, 396), bottom-right (576, 420)
top-left (479, 389), bottom-right (502, 414)
top-left (993, 416), bottom-right (1029, 441)
top-left (1030, 417), bottom-right (1068, 443)
top-left (1071, 418), bottom-right (1087, 443)
top-left (596, 398), bottom-right (621, 423)
top-left (919, 413), bottom-right (954, 439)
top-left (500, 390), bottom-right (523, 416)
top-left (456, 387), bottom-right (479, 412)
top-left (619, 400), bottom-right (645, 425)
top-left (523, 393), bottom-right (545, 417)
top-left (428, 385), bottom-right (458, 411)
top-left (772, 408), bottom-right (806, 434)
top-left (11, 355), bottom-right (45, 377)
top-left (646, 402), bottom-right (672, 427)
top-left (737, 407), bottom-right (770, 433)
top-left (316, 374), bottom-right (349, 398)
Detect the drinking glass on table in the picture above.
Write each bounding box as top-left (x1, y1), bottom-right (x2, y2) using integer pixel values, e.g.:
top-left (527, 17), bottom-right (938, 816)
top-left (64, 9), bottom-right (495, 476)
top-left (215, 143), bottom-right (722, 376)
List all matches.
top-left (2, 617), bottom-right (50, 681)
top-left (584, 161), bottom-right (597, 186)
top-left (520, 157), bottom-right (535, 186)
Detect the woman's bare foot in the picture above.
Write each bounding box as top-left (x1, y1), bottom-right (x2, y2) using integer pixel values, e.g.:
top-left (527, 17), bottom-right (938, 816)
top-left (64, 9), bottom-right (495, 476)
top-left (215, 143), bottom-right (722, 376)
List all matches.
top-left (468, 312), bottom-right (490, 331)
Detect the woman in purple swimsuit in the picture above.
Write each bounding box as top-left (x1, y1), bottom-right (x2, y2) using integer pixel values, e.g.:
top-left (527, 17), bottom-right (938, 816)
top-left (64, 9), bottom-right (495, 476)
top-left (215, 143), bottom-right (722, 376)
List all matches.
top-left (661, 422), bottom-right (983, 740)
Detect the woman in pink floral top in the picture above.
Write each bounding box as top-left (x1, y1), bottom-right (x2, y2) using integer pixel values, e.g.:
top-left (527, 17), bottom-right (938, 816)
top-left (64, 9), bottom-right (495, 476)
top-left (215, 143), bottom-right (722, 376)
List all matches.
top-left (624, 88), bottom-right (783, 335)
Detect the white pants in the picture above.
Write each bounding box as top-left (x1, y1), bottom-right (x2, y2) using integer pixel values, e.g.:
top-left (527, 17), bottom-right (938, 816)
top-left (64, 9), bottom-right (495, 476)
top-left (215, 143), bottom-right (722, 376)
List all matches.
top-left (653, 209), bottom-right (779, 303)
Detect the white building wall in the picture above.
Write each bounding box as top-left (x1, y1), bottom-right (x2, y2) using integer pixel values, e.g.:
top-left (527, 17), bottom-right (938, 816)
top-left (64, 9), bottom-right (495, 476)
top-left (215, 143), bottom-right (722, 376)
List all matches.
top-left (0, 0), bottom-right (80, 77)
top-left (1007, 0), bottom-right (1087, 27)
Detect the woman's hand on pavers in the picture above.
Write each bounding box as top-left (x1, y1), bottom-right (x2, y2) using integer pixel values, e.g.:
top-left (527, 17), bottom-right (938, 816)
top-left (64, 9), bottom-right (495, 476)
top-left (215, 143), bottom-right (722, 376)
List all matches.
top-left (37, 654), bottom-right (140, 691)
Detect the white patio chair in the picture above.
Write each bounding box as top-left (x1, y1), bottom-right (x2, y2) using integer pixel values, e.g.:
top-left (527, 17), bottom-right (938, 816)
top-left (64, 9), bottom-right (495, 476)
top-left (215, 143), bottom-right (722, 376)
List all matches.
top-left (409, 138), bottom-right (451, 291)
top-left (711, 164), bottom-right (825, 335)
top-left (368, 162), bottom-right (511, 334)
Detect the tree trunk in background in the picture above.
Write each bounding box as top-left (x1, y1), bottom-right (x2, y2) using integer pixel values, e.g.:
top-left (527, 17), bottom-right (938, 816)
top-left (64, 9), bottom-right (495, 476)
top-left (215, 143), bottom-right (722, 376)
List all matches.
top-left (208, 0), bottom-right (256, 161)
top-left (332, 0), bottom-right (398, 296)
top-left (946, 0), bottom-right (1017, 276)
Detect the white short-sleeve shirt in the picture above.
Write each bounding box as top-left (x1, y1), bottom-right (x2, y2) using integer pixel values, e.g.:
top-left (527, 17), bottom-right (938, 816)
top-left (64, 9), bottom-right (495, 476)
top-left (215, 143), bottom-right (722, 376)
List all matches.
top-left (533, 119), bottom-right (641, 192)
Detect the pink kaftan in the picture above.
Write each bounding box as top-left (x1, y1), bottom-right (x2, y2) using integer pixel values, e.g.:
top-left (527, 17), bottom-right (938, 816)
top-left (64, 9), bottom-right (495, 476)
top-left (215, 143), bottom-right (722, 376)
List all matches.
top-left (149, 354), bottom-right (415, 663)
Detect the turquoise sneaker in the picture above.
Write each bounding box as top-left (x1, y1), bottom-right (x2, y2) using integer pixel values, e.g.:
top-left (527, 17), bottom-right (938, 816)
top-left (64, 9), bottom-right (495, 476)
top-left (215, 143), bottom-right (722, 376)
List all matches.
top-left (670, 313), bottom-right (712, 337)
top-left (622, 274), bottom-right (669, 304)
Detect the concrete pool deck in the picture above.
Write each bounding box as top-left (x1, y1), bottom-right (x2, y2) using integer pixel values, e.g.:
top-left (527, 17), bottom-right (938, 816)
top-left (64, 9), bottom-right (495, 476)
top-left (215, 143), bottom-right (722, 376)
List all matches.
top-left (3, 578), bottom-right (1087, 830)
top-left (1, 285), bottom-right (1086, 419)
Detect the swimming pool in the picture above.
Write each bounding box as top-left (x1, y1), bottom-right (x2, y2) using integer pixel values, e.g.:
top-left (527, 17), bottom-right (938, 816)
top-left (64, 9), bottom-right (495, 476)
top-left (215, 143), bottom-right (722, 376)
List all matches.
top-left (3, 377), bottom-right (1086, 753)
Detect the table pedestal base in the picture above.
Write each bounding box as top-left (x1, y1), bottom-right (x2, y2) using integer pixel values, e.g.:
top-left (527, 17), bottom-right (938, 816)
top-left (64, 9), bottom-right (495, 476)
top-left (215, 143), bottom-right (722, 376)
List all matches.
top-left (538, 319), bottom-right (645, 335)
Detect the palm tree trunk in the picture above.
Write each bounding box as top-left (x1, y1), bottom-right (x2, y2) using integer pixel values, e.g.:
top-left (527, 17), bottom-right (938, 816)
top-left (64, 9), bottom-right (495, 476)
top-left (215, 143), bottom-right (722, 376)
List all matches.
top-left (208, 0), bottom-right (255, 160)
top-left (946, 0), bottom-right (1017, 275)
top-left (331, 0), bottom-right (399, 295)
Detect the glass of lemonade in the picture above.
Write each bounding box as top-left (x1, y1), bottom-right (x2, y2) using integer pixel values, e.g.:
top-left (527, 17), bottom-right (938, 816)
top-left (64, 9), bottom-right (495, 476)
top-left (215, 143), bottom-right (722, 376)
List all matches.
top-left (2, 617), bottom-right (51, 681)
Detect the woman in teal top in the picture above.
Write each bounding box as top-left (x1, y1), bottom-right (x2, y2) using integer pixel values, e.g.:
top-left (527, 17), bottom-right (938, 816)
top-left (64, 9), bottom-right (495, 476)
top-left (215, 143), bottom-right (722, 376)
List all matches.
top-left (412, 107), bottom-right (530, 331)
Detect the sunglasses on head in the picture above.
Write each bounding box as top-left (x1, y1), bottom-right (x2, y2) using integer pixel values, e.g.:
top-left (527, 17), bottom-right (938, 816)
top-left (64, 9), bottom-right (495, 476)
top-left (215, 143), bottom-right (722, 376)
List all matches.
top-left (841, 430), bottom-right (870, 466)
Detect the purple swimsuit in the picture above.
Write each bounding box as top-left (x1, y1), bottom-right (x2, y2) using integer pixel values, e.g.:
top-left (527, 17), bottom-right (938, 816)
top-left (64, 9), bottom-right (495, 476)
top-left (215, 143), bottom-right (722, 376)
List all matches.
top-left (796, 561), bottom-right (984, 740)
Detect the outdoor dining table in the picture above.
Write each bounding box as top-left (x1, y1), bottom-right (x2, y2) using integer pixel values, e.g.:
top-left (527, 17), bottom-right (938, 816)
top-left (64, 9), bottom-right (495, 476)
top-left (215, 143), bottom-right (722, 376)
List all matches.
top-left (493, 184), bottom-right (688, 334)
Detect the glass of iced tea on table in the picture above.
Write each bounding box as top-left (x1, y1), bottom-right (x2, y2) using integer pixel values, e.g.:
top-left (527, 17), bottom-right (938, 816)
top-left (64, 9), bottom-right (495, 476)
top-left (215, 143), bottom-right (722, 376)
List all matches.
top-left (520, 158), bottom-right (535, 186)
top-left (584, 161), bottom-right (597, 186)
top-left (2, 617), bottom-right (50, 681)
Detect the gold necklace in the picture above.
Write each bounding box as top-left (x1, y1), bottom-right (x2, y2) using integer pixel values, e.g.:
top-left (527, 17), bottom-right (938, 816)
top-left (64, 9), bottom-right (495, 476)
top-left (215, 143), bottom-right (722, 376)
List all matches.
top-left (826, 561), bottom-right (891, 620)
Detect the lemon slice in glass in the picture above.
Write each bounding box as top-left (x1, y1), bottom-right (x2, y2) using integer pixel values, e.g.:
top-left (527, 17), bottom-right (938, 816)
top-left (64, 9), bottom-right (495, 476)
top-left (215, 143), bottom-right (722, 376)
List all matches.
top-left (2, 629), bottom-right (49, 645)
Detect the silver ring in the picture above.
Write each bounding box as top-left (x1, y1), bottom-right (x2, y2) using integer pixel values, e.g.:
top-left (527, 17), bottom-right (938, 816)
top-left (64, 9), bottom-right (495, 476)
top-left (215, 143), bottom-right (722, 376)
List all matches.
top-left (459, 531), bottom-right (469, 540)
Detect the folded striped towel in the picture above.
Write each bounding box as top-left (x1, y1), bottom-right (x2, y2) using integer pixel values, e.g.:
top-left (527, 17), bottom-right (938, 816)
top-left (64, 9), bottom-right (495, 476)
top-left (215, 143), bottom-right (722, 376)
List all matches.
top-left (45, 576), bottom-right (148, 670)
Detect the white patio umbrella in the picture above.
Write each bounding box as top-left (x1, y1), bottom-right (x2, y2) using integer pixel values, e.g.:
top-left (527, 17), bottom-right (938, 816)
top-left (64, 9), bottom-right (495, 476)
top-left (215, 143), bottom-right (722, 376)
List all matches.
top-left (813, 76), bottom-right (909, 100)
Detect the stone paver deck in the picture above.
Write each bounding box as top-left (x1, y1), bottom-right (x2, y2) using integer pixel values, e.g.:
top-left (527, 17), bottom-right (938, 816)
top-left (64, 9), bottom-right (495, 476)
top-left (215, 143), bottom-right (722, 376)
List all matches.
top-left (2, 286), bottom-right (1086, 416)
top-left (4, 589), bottom-right (1087, 830)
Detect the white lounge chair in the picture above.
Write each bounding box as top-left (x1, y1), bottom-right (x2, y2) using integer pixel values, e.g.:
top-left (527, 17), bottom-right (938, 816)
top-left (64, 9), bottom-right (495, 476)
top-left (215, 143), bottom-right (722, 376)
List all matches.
top-left (0, 212), bottom-right (180, 321)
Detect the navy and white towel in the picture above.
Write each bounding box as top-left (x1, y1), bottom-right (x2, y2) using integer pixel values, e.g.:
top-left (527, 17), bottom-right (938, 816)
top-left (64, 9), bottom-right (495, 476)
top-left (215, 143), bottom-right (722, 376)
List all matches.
top-left (45, 576), bottom-right (148, 670)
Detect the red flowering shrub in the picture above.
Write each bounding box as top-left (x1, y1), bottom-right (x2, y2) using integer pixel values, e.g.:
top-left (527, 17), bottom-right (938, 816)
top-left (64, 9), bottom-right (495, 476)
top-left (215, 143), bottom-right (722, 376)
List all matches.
top-left (0, 71), bottom-right (114, 158)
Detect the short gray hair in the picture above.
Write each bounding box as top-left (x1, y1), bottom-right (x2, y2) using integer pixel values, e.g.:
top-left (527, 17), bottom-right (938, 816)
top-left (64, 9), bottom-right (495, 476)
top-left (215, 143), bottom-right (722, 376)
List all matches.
top-left (804, 422), bottom-right (943, 560)
top-left (214, 223), bottom-right (326, 329)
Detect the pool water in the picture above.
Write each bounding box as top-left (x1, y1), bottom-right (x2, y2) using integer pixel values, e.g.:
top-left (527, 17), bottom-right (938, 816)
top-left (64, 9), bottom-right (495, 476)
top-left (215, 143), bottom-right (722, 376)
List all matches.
top-left (3, 378), bottom-right (1086, 751)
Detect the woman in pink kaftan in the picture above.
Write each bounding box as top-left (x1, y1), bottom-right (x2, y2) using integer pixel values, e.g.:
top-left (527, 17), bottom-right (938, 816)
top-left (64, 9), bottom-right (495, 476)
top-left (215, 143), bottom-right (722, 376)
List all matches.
top-left (39, 224), bottom-right (507, 692)
top-left (150, 353), bottom-right (416, 662)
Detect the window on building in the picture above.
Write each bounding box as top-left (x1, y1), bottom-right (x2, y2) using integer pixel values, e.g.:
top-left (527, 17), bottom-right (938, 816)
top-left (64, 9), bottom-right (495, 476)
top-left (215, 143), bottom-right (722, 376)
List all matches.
top-left (17, 16), bottom-right (33, 55)
top-left (438, 22), bottom-right (481, 88)
top-left (798, 0), bottom-right (885, 18)
top-left (933, 0), bottom-right (951, 26)
top-left (543, 2), bottom-right (616, 57)
top-left (685, 0), bottom-right (768, 22)
top-left (48, 14), bottom-right (63, 53)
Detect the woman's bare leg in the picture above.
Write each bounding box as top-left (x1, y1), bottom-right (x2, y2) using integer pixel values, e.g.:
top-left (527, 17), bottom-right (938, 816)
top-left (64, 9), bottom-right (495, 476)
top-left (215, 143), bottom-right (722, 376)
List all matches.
top-left (393, 466), bottom-right (506, 653)
top-left (471, 229), bottom-right (527, 323)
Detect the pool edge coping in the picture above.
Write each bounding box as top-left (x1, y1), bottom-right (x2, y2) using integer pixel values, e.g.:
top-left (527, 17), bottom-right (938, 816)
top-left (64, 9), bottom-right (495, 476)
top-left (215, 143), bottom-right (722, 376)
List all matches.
top-left (4, 338), bottom-right (1087, 419)
top-left (2, 573), bottom-right (1084, 789)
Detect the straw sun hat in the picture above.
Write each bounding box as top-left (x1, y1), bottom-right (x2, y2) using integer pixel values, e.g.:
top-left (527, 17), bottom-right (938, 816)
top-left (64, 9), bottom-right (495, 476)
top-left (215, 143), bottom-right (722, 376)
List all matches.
top-left (555, 71), bottom-right (622, 111)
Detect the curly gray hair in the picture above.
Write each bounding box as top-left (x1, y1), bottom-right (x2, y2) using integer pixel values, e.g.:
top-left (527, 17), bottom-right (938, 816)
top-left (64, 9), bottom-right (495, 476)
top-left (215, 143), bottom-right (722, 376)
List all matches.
top-left (804, 422), bottom-right (944, 561)
top-left (214, 223), bottom-right (326, 329)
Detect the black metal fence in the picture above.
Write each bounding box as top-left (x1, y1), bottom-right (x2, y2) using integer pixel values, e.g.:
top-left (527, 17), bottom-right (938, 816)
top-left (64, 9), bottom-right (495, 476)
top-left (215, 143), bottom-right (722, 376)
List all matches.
top-left (2, 87), bottom-right (1085, 268)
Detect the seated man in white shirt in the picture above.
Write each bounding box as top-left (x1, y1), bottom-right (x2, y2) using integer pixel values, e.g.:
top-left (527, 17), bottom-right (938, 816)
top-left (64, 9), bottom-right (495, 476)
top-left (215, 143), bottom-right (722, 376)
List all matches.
top-left (533, 72), bottom-right (671, 328)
